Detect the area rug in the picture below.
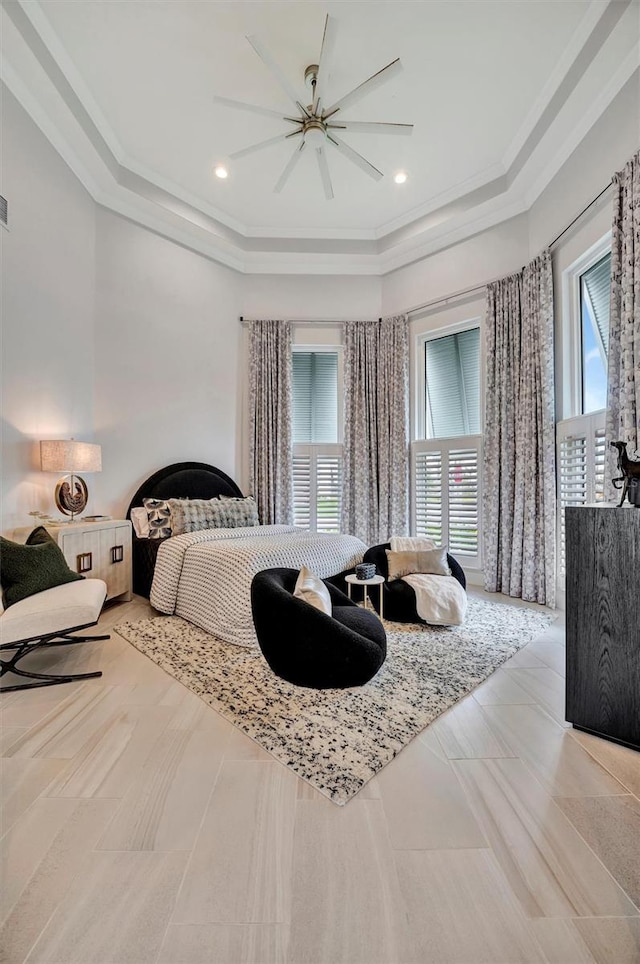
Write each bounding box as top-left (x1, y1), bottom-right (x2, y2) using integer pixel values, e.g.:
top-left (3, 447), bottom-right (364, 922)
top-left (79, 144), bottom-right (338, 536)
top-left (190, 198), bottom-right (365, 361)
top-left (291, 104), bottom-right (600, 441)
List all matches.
top-left (115, 599), bottom-right (554, 805)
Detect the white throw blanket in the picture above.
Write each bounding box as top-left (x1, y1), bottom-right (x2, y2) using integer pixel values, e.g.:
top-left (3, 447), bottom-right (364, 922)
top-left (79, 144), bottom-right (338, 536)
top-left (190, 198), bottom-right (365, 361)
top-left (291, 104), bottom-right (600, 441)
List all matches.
top-left (389, 536), bottom-right (467, 626)
top-left (151, 525), bottom-right (366, 647)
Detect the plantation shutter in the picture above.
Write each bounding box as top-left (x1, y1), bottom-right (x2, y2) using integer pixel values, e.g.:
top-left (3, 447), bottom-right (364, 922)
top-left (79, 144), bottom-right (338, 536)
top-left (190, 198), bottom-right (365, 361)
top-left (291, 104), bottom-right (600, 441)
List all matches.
top-left (582, 253), bottom-right (611, 354)
top-left (316, 455), bottom-right (342, 532)
top-left (413, 441), bottom-right (481, 564)
top-left (292, 454), bottom-right (311, 530)
top-left (415, 450), bottom-right (443, 544)
top-left (556, 414), bottom-right (606, 578)
top-left (448, 448), bottom-right (479, 555)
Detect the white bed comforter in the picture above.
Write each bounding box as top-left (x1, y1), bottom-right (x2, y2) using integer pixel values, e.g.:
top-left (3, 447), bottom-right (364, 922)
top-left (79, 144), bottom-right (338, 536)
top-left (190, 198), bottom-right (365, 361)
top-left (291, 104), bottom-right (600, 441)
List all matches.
top-left (150, 525), bottom-right (366, 648)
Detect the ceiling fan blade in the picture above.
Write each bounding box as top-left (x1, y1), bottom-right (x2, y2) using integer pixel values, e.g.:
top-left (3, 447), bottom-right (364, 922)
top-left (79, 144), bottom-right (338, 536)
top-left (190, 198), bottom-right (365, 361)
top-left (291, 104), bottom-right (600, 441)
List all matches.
top-left (313, 14), bottom-right (339, 113)
top-left (327, 133), bottom-right (383, 181)
top-left (316, 146), bottom-right (334, 200)
top-left (324, 58), bottom-right (402, 118)
top-left (230, 132), bottom-right (298, 161)
top-left (246, 34), bottom-right (301, 108)
top-left (274, 142), bottom-right (306, 194)
top-left (326, 120), bottom-right (413, 136)
top-left (213, 95), bottom-right (298, 123)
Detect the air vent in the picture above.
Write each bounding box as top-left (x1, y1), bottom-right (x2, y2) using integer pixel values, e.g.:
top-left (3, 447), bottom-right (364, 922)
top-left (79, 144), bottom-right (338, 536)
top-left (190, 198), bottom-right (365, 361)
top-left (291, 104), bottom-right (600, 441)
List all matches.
top-left (0, 196), bottom-right (7, 227)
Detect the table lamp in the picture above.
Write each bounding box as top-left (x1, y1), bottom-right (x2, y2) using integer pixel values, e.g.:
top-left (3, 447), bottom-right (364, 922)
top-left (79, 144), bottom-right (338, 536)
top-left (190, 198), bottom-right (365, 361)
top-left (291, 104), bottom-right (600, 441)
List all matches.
top-left (40, 439), bottom-right (102, 520)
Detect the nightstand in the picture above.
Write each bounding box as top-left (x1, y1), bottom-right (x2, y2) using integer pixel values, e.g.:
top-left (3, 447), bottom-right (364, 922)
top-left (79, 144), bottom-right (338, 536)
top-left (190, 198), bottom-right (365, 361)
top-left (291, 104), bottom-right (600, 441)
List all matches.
top-left (12, 519), bottom-right (132, 602)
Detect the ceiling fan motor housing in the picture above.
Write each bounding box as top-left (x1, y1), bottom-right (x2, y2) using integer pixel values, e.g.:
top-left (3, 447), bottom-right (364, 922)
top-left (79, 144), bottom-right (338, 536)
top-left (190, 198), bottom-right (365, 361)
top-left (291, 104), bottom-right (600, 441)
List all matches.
top-left (303, 118), bottom-right (326, 147)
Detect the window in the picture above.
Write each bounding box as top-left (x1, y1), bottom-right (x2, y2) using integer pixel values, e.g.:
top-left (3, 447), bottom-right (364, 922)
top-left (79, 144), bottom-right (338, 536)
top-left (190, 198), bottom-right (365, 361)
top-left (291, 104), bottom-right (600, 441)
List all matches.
top-left (291, 349), bottom-right (342, 532)
top-left (557, 241), bottom-right (611, 587)
top-left (412, 324), bottom-right (482, 567)
top-left (580, 253), bottom-right (610, 414)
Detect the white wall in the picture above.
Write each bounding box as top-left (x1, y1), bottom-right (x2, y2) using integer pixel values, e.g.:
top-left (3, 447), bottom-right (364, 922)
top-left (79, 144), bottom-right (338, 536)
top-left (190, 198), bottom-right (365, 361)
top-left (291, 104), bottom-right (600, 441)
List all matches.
top-left (1, 87), bottom-right (96, 530)
top-left (241, 274), bottom-right (381, 323)
top-left (94, 209), bottom-right (241, 518)
top-left (381, 214), bottom-right (530, 317)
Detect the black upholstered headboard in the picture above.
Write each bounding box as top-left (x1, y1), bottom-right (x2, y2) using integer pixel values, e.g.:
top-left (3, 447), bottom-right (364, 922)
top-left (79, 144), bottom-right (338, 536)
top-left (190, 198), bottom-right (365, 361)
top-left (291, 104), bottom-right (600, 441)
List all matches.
top-left (126, 461), bottom-right (243, 518)
top-left (127, 462), bottom-right (244, 599)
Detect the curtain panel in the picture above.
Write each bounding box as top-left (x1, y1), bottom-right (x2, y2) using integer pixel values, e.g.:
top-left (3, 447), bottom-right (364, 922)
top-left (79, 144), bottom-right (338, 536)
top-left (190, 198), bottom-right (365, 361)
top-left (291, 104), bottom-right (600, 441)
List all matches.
top-left (341, 316), bottom-right (409, 544)
top-left (248, 319), bottom-right (293, 525)
top-left (483, 250), bottom-right (556, 607)
top-left (606, 148), bottom-right (640, 498)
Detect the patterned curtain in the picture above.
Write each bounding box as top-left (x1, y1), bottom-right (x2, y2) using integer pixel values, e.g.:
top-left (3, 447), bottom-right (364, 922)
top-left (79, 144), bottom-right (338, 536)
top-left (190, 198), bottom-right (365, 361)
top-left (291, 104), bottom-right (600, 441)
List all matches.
top-left (248, 320), bottom-right (293, 525)
top-left (605, 149), bottom-right (640, 498)
top-left (483, 250), bottom-right (556, 607)
top-left (341, 316), bottom-right (409, 544)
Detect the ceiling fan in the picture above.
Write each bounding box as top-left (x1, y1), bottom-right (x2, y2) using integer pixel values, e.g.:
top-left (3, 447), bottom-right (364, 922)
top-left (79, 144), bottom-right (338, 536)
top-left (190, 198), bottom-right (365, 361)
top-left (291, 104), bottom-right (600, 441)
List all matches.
top-left (214, 15), bottom-right (413, 200)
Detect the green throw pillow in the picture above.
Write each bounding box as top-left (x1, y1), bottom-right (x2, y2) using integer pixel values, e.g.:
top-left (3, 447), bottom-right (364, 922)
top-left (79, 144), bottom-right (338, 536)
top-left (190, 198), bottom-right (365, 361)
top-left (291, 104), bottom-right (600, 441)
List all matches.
top-left (0, 527), bottom-right (83, 608)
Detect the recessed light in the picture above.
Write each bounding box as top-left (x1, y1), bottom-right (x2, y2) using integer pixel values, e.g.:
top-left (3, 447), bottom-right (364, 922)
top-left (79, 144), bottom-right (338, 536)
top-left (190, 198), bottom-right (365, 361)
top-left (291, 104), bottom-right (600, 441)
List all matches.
top-left (214, 165), bottom-right (228, 179)
top-left (394, 171), bottom-right (408, 184)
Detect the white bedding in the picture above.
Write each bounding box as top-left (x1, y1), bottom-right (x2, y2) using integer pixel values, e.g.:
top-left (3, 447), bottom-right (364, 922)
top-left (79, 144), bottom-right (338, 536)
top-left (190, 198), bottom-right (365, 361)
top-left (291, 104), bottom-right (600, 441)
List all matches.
top-left (150, 525), bottom-right (366, 648)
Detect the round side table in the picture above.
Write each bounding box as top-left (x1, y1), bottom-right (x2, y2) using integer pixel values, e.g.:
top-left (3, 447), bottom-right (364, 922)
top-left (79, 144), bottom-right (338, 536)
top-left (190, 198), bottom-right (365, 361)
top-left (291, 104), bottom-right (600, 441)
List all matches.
top-left (345, 573), bottom-right (385, 621)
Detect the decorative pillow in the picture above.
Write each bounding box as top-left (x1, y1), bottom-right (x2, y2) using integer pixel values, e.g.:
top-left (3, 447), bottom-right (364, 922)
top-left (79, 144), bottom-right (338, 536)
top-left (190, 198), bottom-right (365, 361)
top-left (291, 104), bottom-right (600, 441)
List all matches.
top-left (218, 496), bottom-right (260, 528)
top-left (0, 527), bottom-right (83, 608)
top-left (386, 547), bottom-right (451, 581)
top-left (143, 498), bottom-right (172, 539)
top-left (130, 506), bottom-right (150, 539)
top-left (170, 496), bottom-right (260, 534)
top-left (169, 498), bottom-right (222, 535)
top-left (293, 565), bottom-right (332, 615)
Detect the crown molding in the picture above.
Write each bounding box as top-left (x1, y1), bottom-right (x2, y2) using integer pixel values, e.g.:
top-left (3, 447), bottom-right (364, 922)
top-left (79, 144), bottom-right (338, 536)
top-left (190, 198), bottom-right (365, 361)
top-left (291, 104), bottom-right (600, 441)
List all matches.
top-left (2, 0), bottom-right (636, 276)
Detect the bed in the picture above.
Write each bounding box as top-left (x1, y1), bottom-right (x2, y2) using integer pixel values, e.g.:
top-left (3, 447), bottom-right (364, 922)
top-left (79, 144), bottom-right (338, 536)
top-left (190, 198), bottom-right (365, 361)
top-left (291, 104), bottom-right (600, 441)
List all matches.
top-left (127, 462), bottom-right (366, 647)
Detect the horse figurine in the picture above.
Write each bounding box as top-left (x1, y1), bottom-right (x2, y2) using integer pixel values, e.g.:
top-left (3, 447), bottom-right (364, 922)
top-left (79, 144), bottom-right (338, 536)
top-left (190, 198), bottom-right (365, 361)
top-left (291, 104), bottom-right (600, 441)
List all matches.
top-left (611, 441), bottom-right (640, 507)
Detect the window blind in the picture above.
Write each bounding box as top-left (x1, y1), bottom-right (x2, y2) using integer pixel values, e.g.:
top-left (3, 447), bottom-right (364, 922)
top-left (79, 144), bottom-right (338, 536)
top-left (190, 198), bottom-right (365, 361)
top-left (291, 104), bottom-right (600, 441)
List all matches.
top-left (425, 329), bottom-right (481, 438)
top-left (581, 253), bottom-right (611, 355)
top-left (292, 351), bottom-right (338, 444)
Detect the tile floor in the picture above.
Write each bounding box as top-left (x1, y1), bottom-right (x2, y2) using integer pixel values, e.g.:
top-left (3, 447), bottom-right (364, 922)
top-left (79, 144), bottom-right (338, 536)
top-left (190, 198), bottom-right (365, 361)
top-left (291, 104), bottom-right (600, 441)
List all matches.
top-left (1, 590), bottom-right (639, 964)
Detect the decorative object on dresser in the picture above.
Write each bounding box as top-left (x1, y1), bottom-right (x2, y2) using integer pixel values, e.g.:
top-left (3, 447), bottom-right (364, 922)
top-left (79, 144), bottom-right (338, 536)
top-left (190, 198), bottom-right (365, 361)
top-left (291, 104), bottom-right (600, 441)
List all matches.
top-left (11, 519), bottom-right (132, 603)
top-left (126, 462), bottom-right (244, 597)
top-left (251, 568), bottom-right (386, 689)
top-left (565, 505), bottom-right (640, 750)
top-left (40, 439), bottom-right (102, 520)
top-left (611, 440), bottom-right (640, 507)
top-left (116, 598), bottom-right (554, 804)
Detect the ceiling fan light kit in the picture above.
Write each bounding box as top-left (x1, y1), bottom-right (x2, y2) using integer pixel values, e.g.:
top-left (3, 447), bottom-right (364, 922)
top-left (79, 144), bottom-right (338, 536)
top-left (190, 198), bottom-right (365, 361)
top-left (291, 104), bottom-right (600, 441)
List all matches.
top-left (214, 14), bottom-right (413, 200)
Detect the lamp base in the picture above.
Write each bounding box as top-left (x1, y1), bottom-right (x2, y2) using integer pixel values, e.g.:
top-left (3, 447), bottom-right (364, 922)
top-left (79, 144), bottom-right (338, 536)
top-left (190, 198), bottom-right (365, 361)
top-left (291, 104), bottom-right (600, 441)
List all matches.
top-left (55, 474), bottom-right (88, 519)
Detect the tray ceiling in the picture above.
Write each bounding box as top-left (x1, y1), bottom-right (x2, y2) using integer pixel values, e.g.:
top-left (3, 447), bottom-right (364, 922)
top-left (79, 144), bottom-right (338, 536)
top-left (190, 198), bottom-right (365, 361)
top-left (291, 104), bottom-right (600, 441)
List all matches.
top-left (2, 0), bottom-right (638, 272)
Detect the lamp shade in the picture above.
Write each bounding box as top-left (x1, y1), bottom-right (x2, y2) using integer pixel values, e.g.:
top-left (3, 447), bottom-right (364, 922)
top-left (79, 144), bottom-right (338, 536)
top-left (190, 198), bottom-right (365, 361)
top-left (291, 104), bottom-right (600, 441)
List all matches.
top-left (40, 440), bottom-right (102, 474)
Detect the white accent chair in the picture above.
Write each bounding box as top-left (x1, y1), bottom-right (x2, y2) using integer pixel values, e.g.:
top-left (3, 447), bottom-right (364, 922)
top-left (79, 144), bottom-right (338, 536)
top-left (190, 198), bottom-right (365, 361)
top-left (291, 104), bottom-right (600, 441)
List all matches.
top-left (0, 579), bottom-right (109, 693)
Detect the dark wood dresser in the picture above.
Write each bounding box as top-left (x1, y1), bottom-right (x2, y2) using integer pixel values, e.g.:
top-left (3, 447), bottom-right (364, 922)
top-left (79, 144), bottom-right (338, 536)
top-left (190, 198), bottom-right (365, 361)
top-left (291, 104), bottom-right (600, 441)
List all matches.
top-left (565, 505), bottom-right (640, 750)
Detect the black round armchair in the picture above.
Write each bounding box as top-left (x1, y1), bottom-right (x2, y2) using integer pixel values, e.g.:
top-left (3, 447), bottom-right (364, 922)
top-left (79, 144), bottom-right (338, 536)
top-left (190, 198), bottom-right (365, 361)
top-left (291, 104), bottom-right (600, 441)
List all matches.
top-left (250, 568), bottom-right (386, 689)
top-left (362, 543), bottom-right (466, 624)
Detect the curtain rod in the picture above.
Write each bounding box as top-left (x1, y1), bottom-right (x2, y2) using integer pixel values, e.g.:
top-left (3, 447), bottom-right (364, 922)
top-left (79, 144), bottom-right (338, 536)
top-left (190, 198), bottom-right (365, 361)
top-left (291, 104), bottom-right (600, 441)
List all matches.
top-left (547, 180), bottom-right (612, 249)
top-left (239, 316), bottom-right (382, 324)
top-left (402, 179), bottom-right (613, 319)
top-left (239, 180), bottom-right (613, 325)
